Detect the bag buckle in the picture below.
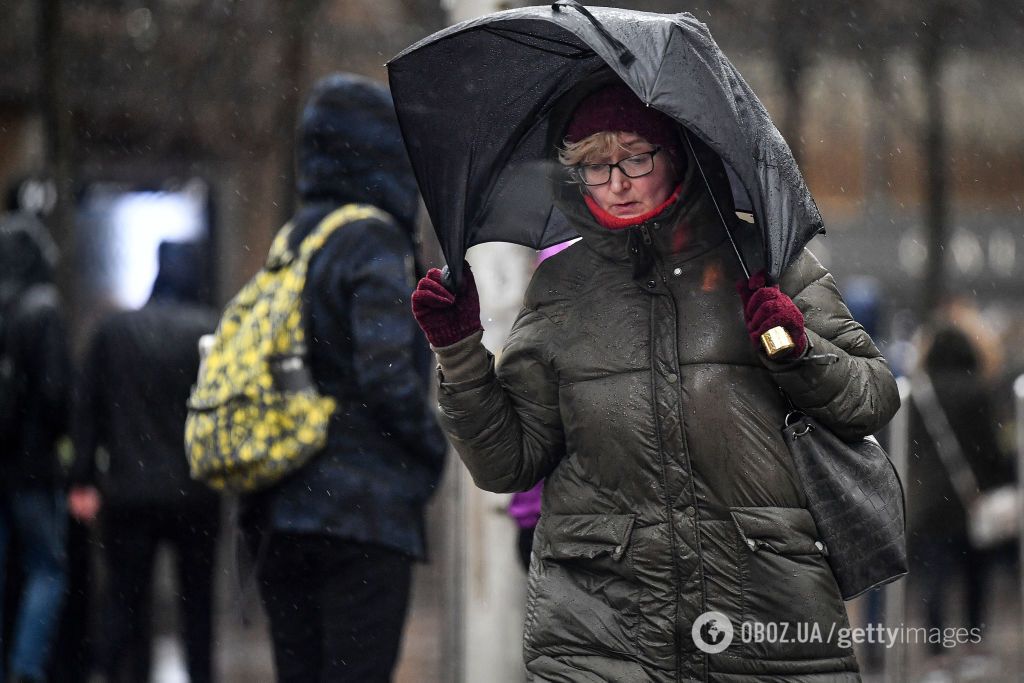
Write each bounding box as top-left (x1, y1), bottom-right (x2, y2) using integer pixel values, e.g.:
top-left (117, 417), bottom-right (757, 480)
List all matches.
top-left (785, 410), bottom-right (813, 437)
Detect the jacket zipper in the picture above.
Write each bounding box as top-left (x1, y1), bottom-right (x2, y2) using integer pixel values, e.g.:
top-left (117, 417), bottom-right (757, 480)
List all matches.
top-left (656, 255), bottom-right (708, 682)
top-left (643, 291), bottom-right (683, 681)
top-left (639, 223), bottom-right (653, 246)
top-left (644, 252), bottom-right (695, 682)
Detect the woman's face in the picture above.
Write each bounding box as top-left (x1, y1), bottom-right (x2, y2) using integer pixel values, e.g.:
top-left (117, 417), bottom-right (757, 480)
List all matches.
top-left (584, 133), bottom-right (678, 219)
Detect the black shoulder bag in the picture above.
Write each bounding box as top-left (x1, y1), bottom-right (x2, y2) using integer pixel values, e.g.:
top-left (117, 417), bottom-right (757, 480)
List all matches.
top-left (783, 410), bottom-right (908, 600)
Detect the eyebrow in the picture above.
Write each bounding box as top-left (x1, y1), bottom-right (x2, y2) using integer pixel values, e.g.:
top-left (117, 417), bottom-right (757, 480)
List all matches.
top-left (618, 136), bottom-right (647, 147)
top-left (582, 140), bottom-right (653, 164)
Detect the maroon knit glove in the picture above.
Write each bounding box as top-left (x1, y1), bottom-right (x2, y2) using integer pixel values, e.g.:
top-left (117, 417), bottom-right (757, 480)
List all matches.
top-left (411, 265), bottom-right (482, 348)
top-left (736, 271), bottom-right (807, 358)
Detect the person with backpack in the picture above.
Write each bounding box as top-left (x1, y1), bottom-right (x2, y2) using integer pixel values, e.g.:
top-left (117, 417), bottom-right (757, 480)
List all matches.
top-left (209, 73), bottom-right (447, 683)
top-left (0, 212), bottom-right (71, 683)
top-left (68, 242), bottom-right (219, 683)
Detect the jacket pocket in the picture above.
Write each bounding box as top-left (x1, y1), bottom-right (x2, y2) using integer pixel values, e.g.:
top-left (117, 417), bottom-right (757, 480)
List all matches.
top-left (524, 513), bottom-right (639, 658)
top-left (730, 506), bottom-right (852, 661)
top-left (731, 506), bottom-right (827, 558)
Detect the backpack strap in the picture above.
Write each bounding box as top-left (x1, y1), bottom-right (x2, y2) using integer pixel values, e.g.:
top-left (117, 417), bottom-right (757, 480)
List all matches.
top-left (297, 203), bottom-right (394, 260)
top-left (265, 222), bottom-right (296, 269)
top-left (265, 204), bottom-right (394, 270)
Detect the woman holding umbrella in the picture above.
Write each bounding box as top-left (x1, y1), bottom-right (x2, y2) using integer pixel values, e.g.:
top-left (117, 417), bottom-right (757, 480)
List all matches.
top-left (410, 79), bottom-right (899, 681)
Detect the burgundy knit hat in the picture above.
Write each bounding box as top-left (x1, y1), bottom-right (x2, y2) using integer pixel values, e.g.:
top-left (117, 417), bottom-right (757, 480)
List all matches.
top-left (564, 83), bottom-right (679, 149)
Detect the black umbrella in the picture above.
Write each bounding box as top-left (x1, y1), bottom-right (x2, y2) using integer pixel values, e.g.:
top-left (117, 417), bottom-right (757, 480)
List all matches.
top-left (387, 1), bottom-right (823, 288)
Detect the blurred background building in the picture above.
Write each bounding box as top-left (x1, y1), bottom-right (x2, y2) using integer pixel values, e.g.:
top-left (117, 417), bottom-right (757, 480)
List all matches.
top-left (1, 1), bottom-right (1022, 682)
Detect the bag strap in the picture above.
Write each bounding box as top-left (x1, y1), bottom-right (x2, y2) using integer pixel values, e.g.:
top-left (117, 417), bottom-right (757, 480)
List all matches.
top-left (265, 221), bottom-right (296, 269)
top-left (773, 385), bottom-right (811, 433)
top-left (912, 372), bottom-right (980, 507)
top-left (272, 204), bottom-right (396, 379)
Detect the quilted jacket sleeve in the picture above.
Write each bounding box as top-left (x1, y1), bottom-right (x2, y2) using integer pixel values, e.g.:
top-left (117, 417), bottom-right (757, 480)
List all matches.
top-left (771, 248), bottom-right (900, 441)
top-left (434, 307), bottom-right (564, 493)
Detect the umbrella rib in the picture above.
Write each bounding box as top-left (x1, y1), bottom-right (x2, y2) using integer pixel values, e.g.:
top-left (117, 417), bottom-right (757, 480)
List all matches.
top-left (481, 27), bottom-right (593, 59)
top-left (650, 25), bottom-right (677, 104)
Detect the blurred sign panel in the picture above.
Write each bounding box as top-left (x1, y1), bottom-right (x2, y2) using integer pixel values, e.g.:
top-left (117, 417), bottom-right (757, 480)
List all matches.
top-left (820, 210), bottom-right (1024, 306)
top-left (77, 179), bottom-right (210, 309)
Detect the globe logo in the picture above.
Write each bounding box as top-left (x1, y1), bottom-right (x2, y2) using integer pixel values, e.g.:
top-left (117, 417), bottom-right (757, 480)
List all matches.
top-left (692, 611), bottom-right (734, 654)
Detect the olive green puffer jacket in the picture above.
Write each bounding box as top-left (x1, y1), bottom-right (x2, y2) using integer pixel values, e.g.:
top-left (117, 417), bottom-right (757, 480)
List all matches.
top-left (434, 157), bottom-right (899, 682)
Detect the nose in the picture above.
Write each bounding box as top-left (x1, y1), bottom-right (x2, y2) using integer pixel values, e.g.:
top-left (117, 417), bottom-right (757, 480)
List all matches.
top-left (608, 165), bottom-right (630, 192)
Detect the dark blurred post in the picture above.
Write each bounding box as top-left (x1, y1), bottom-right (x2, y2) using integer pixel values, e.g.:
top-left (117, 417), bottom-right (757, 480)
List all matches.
top-left (1016, 375), bottom-right (1024, 663)
top-left (884, 377), bottom-right (912, 683)
top-left (277, 0), bottom-right (322, 224)
top-left (775, 41), bottom-right (807, 165)
top-left (38, 0), bottom-right (76, 324)
top-left (863, 50), bottom-right (894, 214)
top-left (770, 0), bottom-right (815, 166)
top-left (37, 9), bottom-right (91, 680)
top-left (918, 2), bottom-right (950, 318)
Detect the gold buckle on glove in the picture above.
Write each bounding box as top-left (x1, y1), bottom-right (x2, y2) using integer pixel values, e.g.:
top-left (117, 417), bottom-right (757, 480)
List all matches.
top-left (760, 326), bottom-right (795, 359)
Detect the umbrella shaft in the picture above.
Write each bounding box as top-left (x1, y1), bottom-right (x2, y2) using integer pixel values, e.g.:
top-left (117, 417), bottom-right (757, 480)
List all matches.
top-left (682, 131), bottom-right (750, 281)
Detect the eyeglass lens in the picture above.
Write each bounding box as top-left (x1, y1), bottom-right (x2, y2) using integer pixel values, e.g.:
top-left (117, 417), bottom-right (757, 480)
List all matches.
top-left (579, 151), bottom-right (657, 186)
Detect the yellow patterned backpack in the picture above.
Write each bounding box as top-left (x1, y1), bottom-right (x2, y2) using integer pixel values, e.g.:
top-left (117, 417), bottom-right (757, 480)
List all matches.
top-left (185, 204), bottom-right (390, 492)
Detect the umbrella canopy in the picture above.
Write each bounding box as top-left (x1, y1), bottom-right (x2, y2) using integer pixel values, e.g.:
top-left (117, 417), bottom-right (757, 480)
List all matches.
top-left (387, 2), bottom-right (823, 286)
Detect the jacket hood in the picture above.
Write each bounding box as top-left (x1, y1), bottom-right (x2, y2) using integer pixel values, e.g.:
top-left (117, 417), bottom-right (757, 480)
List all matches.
top-left (148, 241), bottom-right (207, 305)
top-left (296, 73), bottom-right (419, 231)
top-left (0, 212), bottom-right (58, 307)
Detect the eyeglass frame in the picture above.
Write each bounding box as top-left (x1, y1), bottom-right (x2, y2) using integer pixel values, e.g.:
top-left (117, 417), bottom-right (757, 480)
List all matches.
top-left (572, 146), bottom-right (663, 187)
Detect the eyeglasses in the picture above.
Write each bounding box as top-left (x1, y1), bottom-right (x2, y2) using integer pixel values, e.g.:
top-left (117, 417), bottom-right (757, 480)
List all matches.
top-left (574, 147), bottom-right (662, 186)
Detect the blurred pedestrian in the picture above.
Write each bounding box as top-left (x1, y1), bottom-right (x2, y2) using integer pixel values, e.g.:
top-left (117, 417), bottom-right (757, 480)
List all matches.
top-left (908, 324), bottom-right (1013, 651)
top-left (240, 73), bottom-right (447, 683)
top-left (0, 212), bottom-right (71, 683)
top-left (68, 242), bottom-right (219, 683)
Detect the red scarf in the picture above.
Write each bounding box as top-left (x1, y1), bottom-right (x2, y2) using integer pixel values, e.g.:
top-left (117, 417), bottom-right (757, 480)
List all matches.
top-left (583, 183), bottom-right (684, 230)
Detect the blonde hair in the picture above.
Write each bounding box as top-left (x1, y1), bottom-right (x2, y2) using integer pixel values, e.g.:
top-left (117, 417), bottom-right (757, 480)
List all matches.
top-left (557, 131), bottom-right (632, 167)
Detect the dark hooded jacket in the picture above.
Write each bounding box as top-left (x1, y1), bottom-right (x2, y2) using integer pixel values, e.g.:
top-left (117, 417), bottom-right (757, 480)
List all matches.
top-left (242, 74), bottom-right (447, 560)
top-left (0, 213), bottom-right (70, 490)
top-left (70, 242), bottom-right (219, 509)
top-left (432, 131), bottom-right (900, 680)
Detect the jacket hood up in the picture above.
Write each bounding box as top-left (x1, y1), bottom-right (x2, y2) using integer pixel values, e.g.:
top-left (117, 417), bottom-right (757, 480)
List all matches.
top-left (148, 241), bottom-right (207, 305)
top-left (296, 73), bottom-right (419, 232)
